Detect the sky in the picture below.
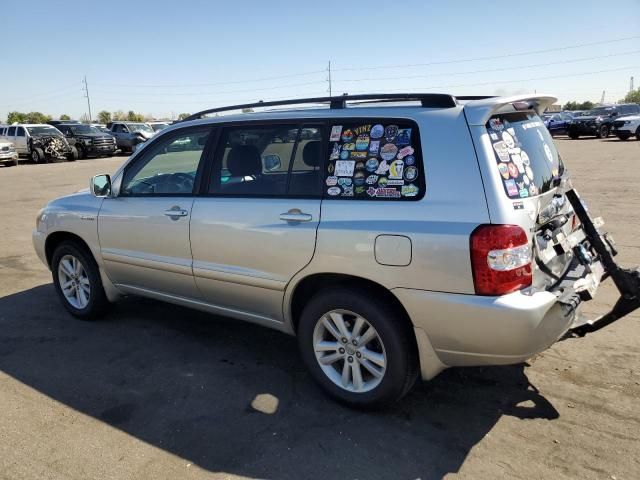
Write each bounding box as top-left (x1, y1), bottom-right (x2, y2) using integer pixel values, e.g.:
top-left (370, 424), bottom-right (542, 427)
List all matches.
top-left (2, 0), bottom-right (639, 121)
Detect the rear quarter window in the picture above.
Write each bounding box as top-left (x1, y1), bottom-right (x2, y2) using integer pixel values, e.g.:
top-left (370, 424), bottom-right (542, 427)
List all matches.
top-left (324, 121), bottom-right (424, 200)
top-left (486, 112), bottom-right (564, 199)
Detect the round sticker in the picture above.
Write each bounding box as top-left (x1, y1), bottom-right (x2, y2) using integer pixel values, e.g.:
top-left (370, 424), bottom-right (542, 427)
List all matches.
top-left (327, 186), bottom-right (341, 196)
top-left (326, 176), bottom-right (338, 186)
top-left (404, 155), bottom-right (415, 166)
top-left (370, 124), bottom-right (384, 139)
top-left (353, 171), bottom-right (366, 186)
top-left (380, 143), bottom-right (398, 161)
top-left (384, 125), bottom-right (399, 142)
top-left (521, 151), bottom-right (530, 166)
top-left (377, 177), bottom-right (388, 187)
top-left (355, 161), bottom-right (365, 171)
top-left (355, 134), bottom-right (370, 151)
top-left (544, 143), bottom-right (553, 163)
top-left (404, 166), bottom-right (418, 182)
top-left (508, 162), bottom-right (519, 178)
top-left (498, 163), bottom-right (509, 179)
top-left (365, 158), bottom-right (379, 172)
top-left (341, 129), bottom-right (354, 142)
top-left (339, 150), bottom-right (350, 160)
top-left (502, 131), bottom-right (515, 149)
top-left (366, 174), bottom-right (378, 184)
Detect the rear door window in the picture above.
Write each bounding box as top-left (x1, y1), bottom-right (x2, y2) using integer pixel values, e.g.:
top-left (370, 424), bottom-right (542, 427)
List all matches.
top-left (486, 112), bottom-right (564, 199)
top-left (324, 121), bottom-right (424, 200)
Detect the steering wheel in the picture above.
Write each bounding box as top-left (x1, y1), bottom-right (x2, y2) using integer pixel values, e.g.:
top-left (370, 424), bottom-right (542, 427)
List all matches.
top-left (163, 172), bottom-right (194, 193)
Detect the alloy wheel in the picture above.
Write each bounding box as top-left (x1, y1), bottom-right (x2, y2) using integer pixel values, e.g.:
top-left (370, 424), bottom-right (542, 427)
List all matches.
top-left (57, 254), bottom-right (90, 309)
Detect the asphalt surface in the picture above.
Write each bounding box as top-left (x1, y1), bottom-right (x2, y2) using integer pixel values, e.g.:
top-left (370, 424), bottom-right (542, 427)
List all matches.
top-left (0, 138), bottom-right (639, 480)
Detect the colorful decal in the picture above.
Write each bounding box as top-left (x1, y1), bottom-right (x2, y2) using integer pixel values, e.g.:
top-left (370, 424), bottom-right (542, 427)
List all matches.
top-left (489, 132), bottom-right (499, 140)
top-left (327, 186), bottom-right (341, 196)
top-left (380, 143), bottom-right (398, 161)
top-left (511, 153), bottom-right (525, 173)
top-left (365, 158), bottom-right (379, 172)
top-left (329, 143), bottom-right (341, 160)
top-left (403, 166), bottom-right (418, 182)
top-left (519, 188), bottom-right (529, 198)
top-left (404, 155), bottom-right (415, 166)
top-left (366, 174), bottom-right (379, 184)
top-left (355, 134), bottom-right (370, 151)
top-left (341, 185), bottom-right (354, 197)
top-left (375, 160), bottom-right (390, 175)
top-left (369, 140), bottom-right (380, 154)
top-left (353, 171), bottom-right (366, 186)
top-left (342, 142), bottom-right (356, 151)
top-left (384, 125), bottom-right (399, 142)
top-left (330, 125), bottom-right (343, 142)
top-left (489, 118), bottom-right (504, 131)
top-left (367, 186), bottom-right (401, 198)
top-left (395, 128), bottom-right (411, 145)
top-left (335, 160), bottom-right (355, 177)
top-left (326, 176), bottom-right (338, 186)
top-left (529, 184), bottom-right (539, 196)
top-left (339, 150), bottom-right (350, 160)
top-left (397, 146), bottom-right (414, 159)
top-left (498, 163), bottom-right (509, 179)
top-left (389, 159), bottom-right (404, 179)
top-left (355, 161), bottom-right (365, 171)
top-left (508, 162), bottom-right (519, 178)
top-left (338, 177), bottom-right (352, 187)
top-left (350, 151), bottom-right (367, 159)
top-left (492, 141), bottom-right (510, 162)
top-left (341, 129), bottom-right (354, 142)
top-left (327, 163), bottom-right (334, 174)
top-left (401, 184), bottom-right (419, 197)
top-left (505, 179), bottom-right (519, 197)
top-left (502, 131), bottom-right (515, 149)
top-left (377, 177), bottom-right (388, 187)
top-left (355, 185), bottom-right (365, 194)
top-left (370, 124), bottom-right (384, 139)
top-left (353, 125), bottom-right (372, 136)
top-left (386, 179), bottom-right (404, 186)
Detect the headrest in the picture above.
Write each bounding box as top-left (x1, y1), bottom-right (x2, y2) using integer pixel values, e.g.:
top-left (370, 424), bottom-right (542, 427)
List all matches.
top-left (302, 141), bottom-right (322, 167)
top-left (227, 145), bottom-right (262, 177)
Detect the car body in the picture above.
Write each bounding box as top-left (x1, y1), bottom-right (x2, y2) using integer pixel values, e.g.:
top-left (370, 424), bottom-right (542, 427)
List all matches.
top-left (567, 103), bottom-right (640, 139)
top-left (0, 124), bottom-right (72, 163)
top-left (106, 121), bottom-right (155, 152)
top-left (56, 123), bottom-right (118, 159)
top-left (33, 93), bottom-right (622, 407)
top-left (0, 140), bottom-right (18, 166)
top-left (612, 114), bottom-right (640, 140)
top-left (542, 112), bottom-right (573, 136)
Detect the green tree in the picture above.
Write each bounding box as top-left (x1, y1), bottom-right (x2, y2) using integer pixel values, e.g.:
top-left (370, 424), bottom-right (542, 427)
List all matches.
top-left (177, 113), bottom-right (191, 120)
top-left (97, 111), bottom-right (111, 124)
top-left (60, 114), bottom-right (71, 120)
top-left (25, 112), bottom-right (51, 123)
top-left (112, 110), bottom-right (126, 121)
top-left (6, 111), bottom-right (27, 123)
top-left (621, 88), bottom-right (640, 104)
top-left (563, 101), bottom-right (594, 111)
top-left (127, 110), bottom-right (144, 122)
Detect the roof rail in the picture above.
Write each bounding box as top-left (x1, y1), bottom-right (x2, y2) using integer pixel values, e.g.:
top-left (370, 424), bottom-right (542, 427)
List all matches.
top-left (180, 93), bottom-right (460, 122)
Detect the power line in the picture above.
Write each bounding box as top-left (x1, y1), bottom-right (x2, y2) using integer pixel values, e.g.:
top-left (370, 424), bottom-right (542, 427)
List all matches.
top-left (333, 34), bottom-right (640, 72)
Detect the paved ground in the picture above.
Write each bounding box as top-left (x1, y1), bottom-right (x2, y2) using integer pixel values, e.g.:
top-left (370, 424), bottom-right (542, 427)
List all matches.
top-left (0, 138), bottom-right (639, 480)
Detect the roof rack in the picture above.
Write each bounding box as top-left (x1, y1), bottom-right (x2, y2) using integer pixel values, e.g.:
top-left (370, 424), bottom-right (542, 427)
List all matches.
top-left (180, 93), bottom-right (495, 122)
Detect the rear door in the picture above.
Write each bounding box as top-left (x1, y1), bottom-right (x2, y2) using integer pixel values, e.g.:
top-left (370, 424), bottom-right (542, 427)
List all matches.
top-left (98, 126), bottom-right (213, 299)
top-left (189, 123), bottom-right (323, 323)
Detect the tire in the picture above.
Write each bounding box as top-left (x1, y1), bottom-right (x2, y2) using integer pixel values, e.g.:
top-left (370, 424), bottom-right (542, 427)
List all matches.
top-left (297, 287), bottom-right (418, 409)
top-left (617, 133), bottom-right (631, 141)
top-left (569, 131), bottom-right (580, 139)
top-left (597, 125), bottom-right (610, 139)
top-left (31, 148), bottom-right (45, 164)
top-left (51, 241), bottom-right (110, 320)
top-left (75, 144), bottom-right (85, 160)
top-left (69, 147), bottom-right (79, 161)
top-left (636, 127), bottom-right (640, 141)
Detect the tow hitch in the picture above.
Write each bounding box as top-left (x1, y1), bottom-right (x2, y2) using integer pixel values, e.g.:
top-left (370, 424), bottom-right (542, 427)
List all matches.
top-left (565, 189), bottom-right (640, 336)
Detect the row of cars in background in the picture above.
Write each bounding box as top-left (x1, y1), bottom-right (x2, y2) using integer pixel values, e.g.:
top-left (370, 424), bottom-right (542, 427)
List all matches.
top-left (542, 103), bottom-right (640, 140)
top-left (0, 120), bottom-right (170, 166)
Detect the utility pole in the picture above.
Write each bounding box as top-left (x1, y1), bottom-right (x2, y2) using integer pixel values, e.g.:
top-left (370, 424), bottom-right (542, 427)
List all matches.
top-left (82, 75), bottom-right (92, 123)
top-left (327, 61), bottom-right (332, 97)
top-left (600, 90), bottom-right (606, 104)
top-left (631, 76), bottom-right (635, 93)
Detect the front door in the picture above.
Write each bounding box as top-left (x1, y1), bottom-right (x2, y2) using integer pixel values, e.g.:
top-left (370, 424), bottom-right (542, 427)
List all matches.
top-left (190, 124), bottom-right (324, 323)
top-left (98, 126), bottom-right (213, 299)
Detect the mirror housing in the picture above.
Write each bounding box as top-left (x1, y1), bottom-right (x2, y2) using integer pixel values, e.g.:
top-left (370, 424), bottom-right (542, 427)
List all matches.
top-left (262, 154), bottom-right (281, 172)
top-left (90, 174), bottom-right (112, 197)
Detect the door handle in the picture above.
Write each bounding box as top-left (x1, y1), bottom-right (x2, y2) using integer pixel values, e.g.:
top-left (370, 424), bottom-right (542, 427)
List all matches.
top-left (279, 209), bottom-right (312, 223)
top-left (164, 206), bottom-right (189, 218)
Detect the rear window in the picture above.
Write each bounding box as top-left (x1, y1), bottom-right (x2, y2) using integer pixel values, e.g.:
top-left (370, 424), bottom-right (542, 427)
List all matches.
top-left (486, 112), bottom-right (564, 199)
top-left (324, 121), bottom-right (424, 200)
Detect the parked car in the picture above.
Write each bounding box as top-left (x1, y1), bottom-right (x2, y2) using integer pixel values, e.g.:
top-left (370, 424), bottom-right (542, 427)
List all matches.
top-left (106, 121), bottom-right (155, 153)
top-left (56, 123), bottom-right (118, 159)
top-left (567, 103), bottom-right (640, 139)
top-left (612, 114), bottom-right (640, 140)
top-left (0, 140), bottom-right (18, 166)
top-left (33, 93), bottom-right (636, 408)
top-left (148, 121), bottom-right (170, 132)
top-left (0, 124), bottom-right (73, 163)
top-left (542, 112), bottom-right (572, 136)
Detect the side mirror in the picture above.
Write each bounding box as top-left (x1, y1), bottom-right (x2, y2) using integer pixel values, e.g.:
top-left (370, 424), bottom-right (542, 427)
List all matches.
top-left (90, 174), bottom-right (112, 197)
top-left (262, 154), bottom-right (281, 172)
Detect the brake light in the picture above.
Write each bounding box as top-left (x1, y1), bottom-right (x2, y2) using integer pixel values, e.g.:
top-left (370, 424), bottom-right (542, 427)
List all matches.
top-left (470, 224), bottom-right (532, 296)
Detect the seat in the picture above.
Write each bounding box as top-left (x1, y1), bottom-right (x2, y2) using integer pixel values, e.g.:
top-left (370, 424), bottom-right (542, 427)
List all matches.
top-left (222, 145), bottom-right (268, 195)
top-left (289, 140), bottom-right (322, 196)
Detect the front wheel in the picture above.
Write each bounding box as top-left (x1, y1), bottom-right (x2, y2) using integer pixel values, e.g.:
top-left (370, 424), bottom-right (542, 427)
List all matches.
top-left (597, 125), bottom-right (610, 138)
top-left (617, 133), bottom-right (631, 141)
top-left (51, 241), bottom-right (110, 320)
top-left (636, 127), bottom-right (640, 141)
top-left (297, 288), bottom-right (418, 409)
top-left (569, 131), bottom-right (580, 139)
top-left (31, 148), bottom-right (45, 163)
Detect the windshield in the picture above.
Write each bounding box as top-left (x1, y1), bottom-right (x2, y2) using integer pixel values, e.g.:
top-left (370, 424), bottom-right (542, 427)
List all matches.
top-left (486, 111), bottom-right (565, 199)
top-left (69, 125), bottom-right (101, 135)
top-left (586, 107), bottom-right (613, 116)
top-left (151, 123), bottom-right (169, 131)
top-left (128, 123), bottom-right (153, 134)
top-left (26, 126), bottom-right (63, 136)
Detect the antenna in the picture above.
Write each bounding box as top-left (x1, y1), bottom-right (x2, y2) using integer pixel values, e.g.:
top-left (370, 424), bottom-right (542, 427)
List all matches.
top-left (82, 76), bottom-right (92, 123)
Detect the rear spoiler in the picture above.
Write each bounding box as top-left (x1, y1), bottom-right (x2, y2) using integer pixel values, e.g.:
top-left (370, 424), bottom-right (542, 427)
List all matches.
top-left (463, 94), bottom-right (558, 126)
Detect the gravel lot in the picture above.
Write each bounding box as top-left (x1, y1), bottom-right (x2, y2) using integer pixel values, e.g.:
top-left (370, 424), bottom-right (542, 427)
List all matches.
top-left (0, 138), bottom-right (639, 480)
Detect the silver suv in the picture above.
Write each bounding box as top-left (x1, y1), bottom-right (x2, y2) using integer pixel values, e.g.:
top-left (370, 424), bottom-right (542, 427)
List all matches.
top-left (33, 94), bottom-right (638, 408)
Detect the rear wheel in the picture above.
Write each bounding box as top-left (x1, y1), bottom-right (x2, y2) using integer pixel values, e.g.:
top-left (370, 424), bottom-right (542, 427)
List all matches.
top-left (597, 125), bottom-right (610, 139)
top-left (297, 287), bottom-right (418, 409)
top-left (51, 241), bottom-right (110, 320)
top-left (75, 144), bottom-right (85, 160)
top-left (569, 131), bottom-right (580, 139)
top-left (636, 127), bottom-right (640, 141)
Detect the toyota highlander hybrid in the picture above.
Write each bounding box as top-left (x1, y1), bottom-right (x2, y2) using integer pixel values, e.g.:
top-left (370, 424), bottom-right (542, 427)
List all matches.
top-left (32, 94), bottom-right (640, 408)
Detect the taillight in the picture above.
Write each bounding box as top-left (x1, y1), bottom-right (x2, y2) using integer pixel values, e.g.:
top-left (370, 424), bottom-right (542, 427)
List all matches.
top-left (470, 224), bottom-right (532, 296)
